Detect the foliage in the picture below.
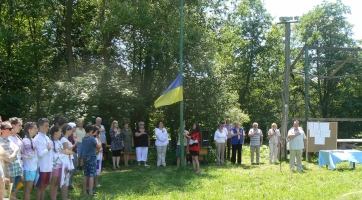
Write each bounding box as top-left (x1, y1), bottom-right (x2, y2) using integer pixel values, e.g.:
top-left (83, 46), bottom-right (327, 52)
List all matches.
top-left (0, 0), bottom-right (361, 139)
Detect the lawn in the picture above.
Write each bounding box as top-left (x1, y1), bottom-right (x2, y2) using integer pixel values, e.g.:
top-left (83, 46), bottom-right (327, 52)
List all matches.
top-left (15, 145), bottom-right (362, 199)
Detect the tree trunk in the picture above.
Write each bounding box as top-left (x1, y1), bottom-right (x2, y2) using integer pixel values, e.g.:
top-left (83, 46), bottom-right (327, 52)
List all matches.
top-left (65, 0), bottom-right (75, 78)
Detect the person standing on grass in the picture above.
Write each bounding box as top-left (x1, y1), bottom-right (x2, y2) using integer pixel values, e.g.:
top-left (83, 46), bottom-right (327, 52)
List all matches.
top-left (93, 125), bottom-right (103, 189)
top-left (230, 121), bottom-right (245, 165)
top-left (134, 121), bottom-right (150, 166)
top-left (22, 122), bottom-right (38, 200)
top-left (155, 121), bottom-right (169, 167)
top-left (188, 123), bottom-right (201, 173)
top-left (248, 122), bottom-right (263, 165)
top-left (110, 120), bottom-right (122, 169)
top-left (0, 121), bottom-right (23, 200)
top-left (82, 125), bottom-right (102, 196)
top-left (67, 122), bottom-right (77, 190)
top-left (121, 123), bottom-right (133, 166)
top-left (74, 119), bottom-right (86, 170)
top-left (34, 118), bottom-right (51, 200)
top-left (49, 126), bottom-right (72, 200)
top-left (60, 124), bottom-right (75, 200)
top-left (214, 122), bottom-right (228, 165)
top-left (287, 120), bottom-right (306, 172)
top-left (224, 118), bottom-right (233, 160)
top-left (95, 117), bottom-right (107, 170)
top-left (9, 118), bottom-right (24, 167)
top-left (268, 123), bottom-right (281, 164)
top-left (0, 145), bottom-right (11, 199)
top-left (176, 121), bottom-right (189, 168)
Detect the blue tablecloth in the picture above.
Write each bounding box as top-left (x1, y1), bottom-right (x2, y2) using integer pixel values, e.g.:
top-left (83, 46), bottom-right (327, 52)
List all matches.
top-left (318, 150), bottom-right (362, 170)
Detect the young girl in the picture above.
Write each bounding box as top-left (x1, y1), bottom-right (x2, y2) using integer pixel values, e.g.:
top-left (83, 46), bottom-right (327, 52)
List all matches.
top-left (93, 125), bottom-right (103, 188)
top-left (9, 117), bottom-right (24, 166)
top-left (49, 126), bottom-right (72, 200)
top-left (60, 124), bottom-right (75, 200)
top-left (22, 122), bottom-right (38, 200)
top-left (188, 123), bottom-right (201, 173)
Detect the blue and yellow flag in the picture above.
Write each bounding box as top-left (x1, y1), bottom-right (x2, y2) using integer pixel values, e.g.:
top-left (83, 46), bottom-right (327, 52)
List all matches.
top-left (154, 73), bottom-right (183, 108)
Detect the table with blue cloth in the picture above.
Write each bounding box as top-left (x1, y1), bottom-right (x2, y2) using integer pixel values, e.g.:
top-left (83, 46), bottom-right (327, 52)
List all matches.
top-left (318, 150), bottom-right (362, 170)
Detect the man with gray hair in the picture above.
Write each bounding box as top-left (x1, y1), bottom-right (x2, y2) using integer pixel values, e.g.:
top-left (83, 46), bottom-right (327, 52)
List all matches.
top-left (287, 120), bottom-right (306, 172)
top-left (224, 118), bottom-right (233, 160)
top-left (248, 122), bottom-right (263, 164)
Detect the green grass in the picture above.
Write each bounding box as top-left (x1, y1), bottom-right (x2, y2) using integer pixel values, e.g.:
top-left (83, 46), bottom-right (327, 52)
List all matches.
top-left (16, 145), bottom-right (362, 199)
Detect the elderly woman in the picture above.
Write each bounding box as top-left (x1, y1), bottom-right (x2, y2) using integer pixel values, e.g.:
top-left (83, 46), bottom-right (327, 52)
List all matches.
top-left (287, 120), bottom-right (307, 172)
top-left (268, 123), bottom-right (281, 164)
top-left (110, 120), bottom-right (122, 169)
top-left (230, 121), bottom-right (245, 165)
top-left (134, 121), bottom-right (150, 166)
top-left (214, 122), bottom-right (228, 165)
top-left (155, 121), bottom-right (169, 167)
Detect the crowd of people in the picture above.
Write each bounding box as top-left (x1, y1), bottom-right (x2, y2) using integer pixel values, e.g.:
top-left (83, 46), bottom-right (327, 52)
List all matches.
top-left (0, 117), bottom-right (108, 199)
top-left (213, 118), bottom-right (306, 172)
top-left (0, 115), bottom-right (307, 199)
top-left (0, 115), bottom-right (203, 199)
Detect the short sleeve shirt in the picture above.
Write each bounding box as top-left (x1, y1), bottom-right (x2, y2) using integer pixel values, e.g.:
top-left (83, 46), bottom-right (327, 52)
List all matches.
top-left (82, 136), bottom-right (97, 157)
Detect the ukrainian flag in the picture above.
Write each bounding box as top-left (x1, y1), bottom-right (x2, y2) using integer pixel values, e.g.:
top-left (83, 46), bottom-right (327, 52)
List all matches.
top-left (154, 73), bottom-right (183, 108)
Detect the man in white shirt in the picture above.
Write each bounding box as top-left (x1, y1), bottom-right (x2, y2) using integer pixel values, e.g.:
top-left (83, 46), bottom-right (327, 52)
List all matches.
top-left (287, 120), bottom-right (307, 172)
top-left (33, 118), bottom-right (51, 200)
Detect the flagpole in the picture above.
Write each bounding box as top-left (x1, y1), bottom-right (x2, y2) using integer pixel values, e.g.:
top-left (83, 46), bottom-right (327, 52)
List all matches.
top-left (179, 0), bottom-right (185, 167)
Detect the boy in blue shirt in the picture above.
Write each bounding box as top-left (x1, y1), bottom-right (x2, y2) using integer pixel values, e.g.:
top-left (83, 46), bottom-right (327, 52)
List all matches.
top-left (82, 125), bottom-right (102, 196)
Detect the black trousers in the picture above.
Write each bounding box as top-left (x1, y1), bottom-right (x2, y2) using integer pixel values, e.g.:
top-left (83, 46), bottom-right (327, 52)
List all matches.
top-left (231, 143), bottom-right (243, 164)
top-left (226, 138), bottom-right (231, 159)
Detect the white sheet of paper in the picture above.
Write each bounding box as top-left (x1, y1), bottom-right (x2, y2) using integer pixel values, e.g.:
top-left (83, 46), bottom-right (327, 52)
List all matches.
top-left (313, 122), bottom-right (320, 130)
top-left (310, 130), bottom-right (321, 137)
top-left (315, 136), bottom-right (325, 145)
top-left (321, 130), bottom-right (331, 137)
top-left (309, 129), bottom-right (315, 137)
top-left (307, 122), bottom-right (313, 130)
top-left (319, 122), bottom-right (329, 130)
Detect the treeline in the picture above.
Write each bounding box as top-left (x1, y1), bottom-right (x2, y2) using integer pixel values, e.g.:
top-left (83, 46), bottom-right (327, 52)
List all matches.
top-left (0, 0), bottom-right (361, 142)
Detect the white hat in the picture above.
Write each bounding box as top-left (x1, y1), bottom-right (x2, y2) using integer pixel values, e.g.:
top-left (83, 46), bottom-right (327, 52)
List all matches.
top-left (68, 122), bottom-right (76, 128)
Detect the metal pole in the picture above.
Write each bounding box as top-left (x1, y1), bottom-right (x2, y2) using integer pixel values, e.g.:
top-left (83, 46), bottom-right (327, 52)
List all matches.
top-left (304, 45), bottom-right (309, 128)
top-left (179, 0), bottom-right (185, 167)
top-left (281, 22), bottom-right (291, 159)
top-left (304, 45), bottom-right (309, 161)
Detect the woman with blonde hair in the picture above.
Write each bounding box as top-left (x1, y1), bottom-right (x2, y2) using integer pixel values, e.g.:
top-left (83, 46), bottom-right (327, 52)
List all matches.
top-left (267, 123), bottom-right (281, 164)
top-left (74, 119), bottom-right (86, 170)
top-left (110, 120), bottom-right (122, 169)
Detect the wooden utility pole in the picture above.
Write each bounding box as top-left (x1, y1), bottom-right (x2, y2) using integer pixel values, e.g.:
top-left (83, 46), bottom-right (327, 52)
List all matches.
top-left (279, 17), bottom-right (298, 159)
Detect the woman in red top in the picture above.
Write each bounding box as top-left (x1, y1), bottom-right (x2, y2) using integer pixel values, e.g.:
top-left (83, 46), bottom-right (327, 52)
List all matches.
top-left (188, 123), bottom-right (201, 173)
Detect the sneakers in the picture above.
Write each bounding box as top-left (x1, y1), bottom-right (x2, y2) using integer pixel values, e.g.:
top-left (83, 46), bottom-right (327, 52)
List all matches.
top-left (144, 164), bottom-right (148, 166)
top-left (96, 184), bottom-right (101, 188)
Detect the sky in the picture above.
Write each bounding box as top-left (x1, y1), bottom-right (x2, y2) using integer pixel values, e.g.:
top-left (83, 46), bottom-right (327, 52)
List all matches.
top-left (263, 0), bottom-right (362, 41)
